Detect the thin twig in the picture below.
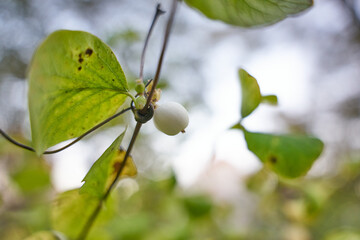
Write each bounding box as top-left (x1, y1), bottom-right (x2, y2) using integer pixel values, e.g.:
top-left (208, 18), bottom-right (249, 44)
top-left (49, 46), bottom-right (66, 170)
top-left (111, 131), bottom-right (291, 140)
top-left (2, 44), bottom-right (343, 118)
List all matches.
top-left (44, 107), bottom-right (131, 154)
top-left (0, 129), bottom-right (34, 151)
top-left (141, 0), bottom-right (178, 114)
top-left (77, 1), bottom-right (179, 239)
top-left (0, 107), bottom-right (131, 154)
top-left (139, 4), bottom-right (165, 81)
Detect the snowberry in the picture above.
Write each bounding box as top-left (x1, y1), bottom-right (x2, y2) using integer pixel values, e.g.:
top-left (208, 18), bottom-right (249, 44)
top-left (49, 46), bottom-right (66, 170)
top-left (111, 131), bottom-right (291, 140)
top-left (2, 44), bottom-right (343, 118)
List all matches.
top-left (153, 102), bottom-right (189, 136)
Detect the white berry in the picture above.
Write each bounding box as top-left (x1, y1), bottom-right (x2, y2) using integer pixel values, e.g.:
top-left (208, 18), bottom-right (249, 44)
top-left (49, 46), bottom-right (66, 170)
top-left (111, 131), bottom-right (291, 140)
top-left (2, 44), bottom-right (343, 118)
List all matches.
top-left (153, 102), bottom-right (189, 136)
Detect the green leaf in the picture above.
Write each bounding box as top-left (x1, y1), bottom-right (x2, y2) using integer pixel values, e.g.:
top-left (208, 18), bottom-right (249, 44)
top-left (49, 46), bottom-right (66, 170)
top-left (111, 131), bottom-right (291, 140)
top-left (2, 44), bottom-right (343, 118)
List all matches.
top-left (28, 30), bottom-right (130, 154)
top-left (261, 94), bottom-right (278, 106)
top-left (80, 130), bottom-right (137, 199)
top-left (239, 69), bottom-right (261, 118)
top-left (230, 122), bottom-right (244, 130)
top-left (52, 189), bottom-right (99, 239)
top-left (244, 130), bottom-right (324, 178)
top-left (24, 231), bottom-right (59, 240)
top-left (185, 0), bottom-right (313, 27)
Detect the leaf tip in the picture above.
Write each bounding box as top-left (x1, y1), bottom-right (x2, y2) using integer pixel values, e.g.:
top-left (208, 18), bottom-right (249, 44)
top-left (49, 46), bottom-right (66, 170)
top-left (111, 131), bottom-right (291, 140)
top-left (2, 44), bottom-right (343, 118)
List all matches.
top-left (230, 122), bottom-right (244, 131)
top-left (261, 94), bottom-right (278, 106)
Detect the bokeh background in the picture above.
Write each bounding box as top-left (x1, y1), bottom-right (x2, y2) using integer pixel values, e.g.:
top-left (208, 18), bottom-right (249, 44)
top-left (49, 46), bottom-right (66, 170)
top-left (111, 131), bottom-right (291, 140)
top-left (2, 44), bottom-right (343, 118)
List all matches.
top-left (1, 0), bottom-right (360, 239)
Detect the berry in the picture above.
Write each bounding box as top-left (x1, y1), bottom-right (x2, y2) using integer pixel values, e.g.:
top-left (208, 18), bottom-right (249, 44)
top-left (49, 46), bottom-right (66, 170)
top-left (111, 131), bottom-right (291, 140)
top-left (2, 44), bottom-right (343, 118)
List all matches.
top-left (153, 102), bottom-right (189, 136)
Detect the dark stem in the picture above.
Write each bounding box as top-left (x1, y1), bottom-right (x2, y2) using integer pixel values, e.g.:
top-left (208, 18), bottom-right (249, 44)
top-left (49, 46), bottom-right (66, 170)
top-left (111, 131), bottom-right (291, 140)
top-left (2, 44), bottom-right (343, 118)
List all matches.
top-left (139, 4), bottom-right (165, 81)
top-left (0, 128), bottom-right (34, 151)
top-left (78, 1), bottom-right (178, 239)
top-left (44, 107), bottom-right (131, 154)
top-left (141, 0), bottom-right (178, 114)
top-left (0, 107), bottom-right (131, 154)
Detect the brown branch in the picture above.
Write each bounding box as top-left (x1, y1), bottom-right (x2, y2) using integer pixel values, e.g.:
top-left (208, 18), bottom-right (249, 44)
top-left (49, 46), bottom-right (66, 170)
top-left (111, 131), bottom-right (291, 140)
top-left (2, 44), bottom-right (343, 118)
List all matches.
top-left (77, 1), bottom-right (178, 239)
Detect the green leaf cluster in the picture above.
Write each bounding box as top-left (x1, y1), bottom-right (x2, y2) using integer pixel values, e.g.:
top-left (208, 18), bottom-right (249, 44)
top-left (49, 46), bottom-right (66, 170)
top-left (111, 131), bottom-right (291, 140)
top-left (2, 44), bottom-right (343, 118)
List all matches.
top-left (234, 69), bottom-right (324, 178)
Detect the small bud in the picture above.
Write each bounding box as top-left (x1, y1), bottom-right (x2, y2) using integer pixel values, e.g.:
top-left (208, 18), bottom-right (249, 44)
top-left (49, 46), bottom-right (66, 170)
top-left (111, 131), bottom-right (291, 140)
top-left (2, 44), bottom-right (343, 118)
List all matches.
top-left (135, 79), bottom-right (145, 94)
top-left (134, 95), bottom-right (146, 109)
top-left (153, 102), bottom-right (189, 136)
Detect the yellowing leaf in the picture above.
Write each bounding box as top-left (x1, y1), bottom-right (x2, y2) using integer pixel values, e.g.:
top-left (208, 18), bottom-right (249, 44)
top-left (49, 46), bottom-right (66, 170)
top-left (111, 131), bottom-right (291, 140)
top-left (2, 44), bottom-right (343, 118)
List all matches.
top-left (28, 30), bottom-right (129, 154)
top-left (185, 0), bottom-right (313, 27)
top-left (80, 130), bottom-right (137, 199)
top-left (105, 149), bottom-right (137, 188)
top-left (239, 69), bottom-right (261, 118)
top-left (244, 130), bottom-right (324, 178)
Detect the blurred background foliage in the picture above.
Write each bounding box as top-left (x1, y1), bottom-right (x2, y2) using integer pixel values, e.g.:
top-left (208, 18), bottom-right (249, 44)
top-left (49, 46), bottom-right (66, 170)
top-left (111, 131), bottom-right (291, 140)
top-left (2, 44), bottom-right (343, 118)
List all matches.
top-left (1, 0), bottom-right (360, 239)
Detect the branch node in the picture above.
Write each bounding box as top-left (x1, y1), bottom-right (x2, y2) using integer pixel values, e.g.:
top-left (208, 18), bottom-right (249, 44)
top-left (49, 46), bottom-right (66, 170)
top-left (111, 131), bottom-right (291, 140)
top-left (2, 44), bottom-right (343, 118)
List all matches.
top-left (131, 102), bottom-right (154, 123)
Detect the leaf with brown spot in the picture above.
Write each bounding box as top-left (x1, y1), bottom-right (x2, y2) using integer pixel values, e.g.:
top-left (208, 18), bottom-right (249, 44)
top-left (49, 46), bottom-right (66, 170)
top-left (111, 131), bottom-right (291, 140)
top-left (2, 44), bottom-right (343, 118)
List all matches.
top-left (104, 148), bottom-right (137, 191)
top-left (244, 129), bottom-right (324, 178)
top-left (80, 129), bottom-right (137, 199)
top-left (28, 30), bottom-right (129, 154)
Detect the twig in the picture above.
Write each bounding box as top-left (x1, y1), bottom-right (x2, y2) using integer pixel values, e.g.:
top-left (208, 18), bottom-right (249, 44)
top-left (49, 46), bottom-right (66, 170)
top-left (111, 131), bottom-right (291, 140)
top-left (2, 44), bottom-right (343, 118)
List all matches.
top-left (0, 107), bottom-right (131, 154)
top-left (0, 128), bottom-right (34, 152)
top-left (141, 0), bottom-right (177, 114)
top-left (139, 4), bottom-right (165, 81)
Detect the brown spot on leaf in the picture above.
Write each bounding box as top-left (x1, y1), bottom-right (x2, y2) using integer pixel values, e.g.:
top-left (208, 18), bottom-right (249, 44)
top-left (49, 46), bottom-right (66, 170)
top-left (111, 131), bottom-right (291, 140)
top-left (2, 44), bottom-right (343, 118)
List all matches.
top-left (78, 66), bottom-right (82, 71)
top-left (85, 48), bottom-right (93, 56)
top-left (113, 161), bottom-right (121, 174)
top-left (78, 53), bottom-right (84, 63)
top-left (112, 79), bottom-right (115, 82)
